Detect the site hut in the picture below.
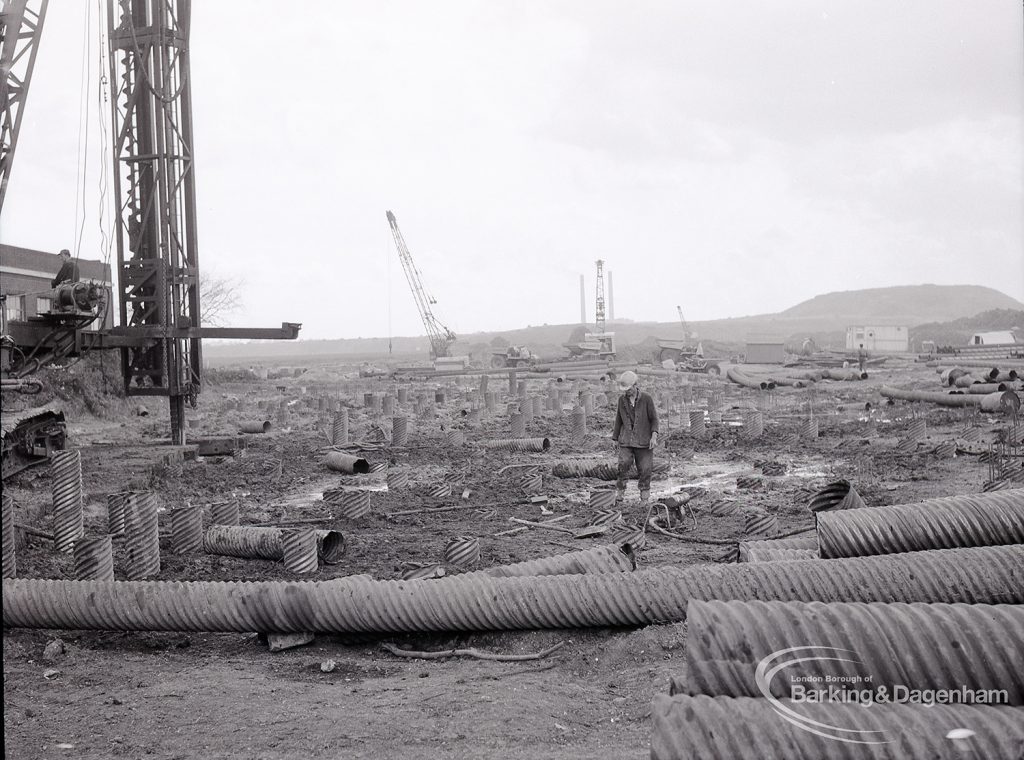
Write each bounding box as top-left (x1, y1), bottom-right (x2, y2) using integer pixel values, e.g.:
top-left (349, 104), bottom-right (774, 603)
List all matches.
top-left (743, 335), bottom-right (786, 364)
top-left (1, 244), bottom-right (114, 328)
top-left (969, 331), bottom-right (1019, 346)
top-left (845, 324), bottom-right (908, 353)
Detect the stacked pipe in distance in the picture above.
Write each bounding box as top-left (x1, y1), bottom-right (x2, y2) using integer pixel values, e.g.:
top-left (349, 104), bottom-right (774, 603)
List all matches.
top-left (4, 545), bottom-right (1021, 634)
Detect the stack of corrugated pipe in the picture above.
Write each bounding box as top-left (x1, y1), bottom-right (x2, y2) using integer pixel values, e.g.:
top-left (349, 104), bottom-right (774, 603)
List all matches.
top-left (653, 485), bottom-right (1024, 758)
top-left (936, 365), bottom-right (1021, 396)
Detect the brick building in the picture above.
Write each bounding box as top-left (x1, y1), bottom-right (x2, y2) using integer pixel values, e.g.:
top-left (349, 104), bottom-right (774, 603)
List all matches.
top-left (0, 243), bottom-right (114, 328)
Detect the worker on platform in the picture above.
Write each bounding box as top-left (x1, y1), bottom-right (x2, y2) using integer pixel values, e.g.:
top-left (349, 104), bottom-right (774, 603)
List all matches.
top-left (612, 370), bottom-right (659, 504)
top-left (857, 343), bottom-right (868, 373)
top-left (51, 249), bottom-right (79, 287)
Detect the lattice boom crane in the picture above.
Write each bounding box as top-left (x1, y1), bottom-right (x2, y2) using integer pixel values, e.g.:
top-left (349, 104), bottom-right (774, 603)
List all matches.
top-left (386, 210), bottom-right (456, 358)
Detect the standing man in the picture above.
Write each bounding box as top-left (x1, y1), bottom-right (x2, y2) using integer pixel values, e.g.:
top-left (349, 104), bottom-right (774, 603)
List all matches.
top-left (51, 249), bottom-right (79, 287)
top-left (857, 343), bottom-right (868, 373)
top-left (612, 370), bottom-right (659, 504)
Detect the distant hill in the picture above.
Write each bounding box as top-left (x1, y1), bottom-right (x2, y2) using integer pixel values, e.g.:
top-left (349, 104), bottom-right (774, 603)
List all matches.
top-left (778, 284), bottom-right (1024, 324)
top-left (205, 284), bottom-right (1024, 363)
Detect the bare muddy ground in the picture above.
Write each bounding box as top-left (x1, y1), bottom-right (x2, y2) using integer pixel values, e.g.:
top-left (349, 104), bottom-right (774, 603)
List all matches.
top-left (2, 358), bottom-right (1003, 758)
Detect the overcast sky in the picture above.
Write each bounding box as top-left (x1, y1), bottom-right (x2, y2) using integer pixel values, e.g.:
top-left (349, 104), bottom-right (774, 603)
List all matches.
top-left (4, 1), bottom-right (1022, 340)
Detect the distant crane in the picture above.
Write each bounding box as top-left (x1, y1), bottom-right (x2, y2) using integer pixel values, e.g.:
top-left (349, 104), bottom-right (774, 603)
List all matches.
top-left (386, 210), bottom-right (456, 358)
top-left (676, 305), bottom-right (692, 342)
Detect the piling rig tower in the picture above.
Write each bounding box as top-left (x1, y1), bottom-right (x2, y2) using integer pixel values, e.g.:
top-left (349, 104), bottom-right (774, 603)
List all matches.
top-left (1, 0), bottom-right (301, 452)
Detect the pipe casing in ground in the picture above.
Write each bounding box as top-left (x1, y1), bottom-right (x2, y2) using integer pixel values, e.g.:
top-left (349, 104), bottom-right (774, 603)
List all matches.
top-left (817, 489), bottom-right (1024, 558)
top-left (650, 695), bottom-right (1024, 760)
top-left (677, 599), bottom-right (1024, 703)
top-left (3, 545), bottom-right (1021, 634)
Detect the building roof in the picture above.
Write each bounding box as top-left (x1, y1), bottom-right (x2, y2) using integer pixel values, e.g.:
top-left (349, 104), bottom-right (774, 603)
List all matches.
top-left (0, 243), bottom-right (111, 285)
top-left (745, 334), bottom-right (786, 344)
top-left (971, 331), bottom-right (1018, 344)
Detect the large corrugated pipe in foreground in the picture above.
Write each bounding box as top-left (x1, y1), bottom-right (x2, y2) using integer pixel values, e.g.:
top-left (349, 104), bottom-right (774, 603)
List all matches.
top-left (650, 695), bottom-right (1024, 760)
top-left (478, 544), bottom-right (635, 578)
top-left (204, 526), bottom-right (346, 564)
top-left (3, 545), bottom-right (1021, 634)
top-left (881, 385), bottom-right (1021, 413)
top-left (737, 545), bottom-right (818, 562)
top-left (678, 599), bottom-right (1024, 703)
top-left (737, 535), bottom-right (818, 562)
top-left (817, 489), bottom-right (1024, 558)
top-left (481, 437), bottom-right (551, 452)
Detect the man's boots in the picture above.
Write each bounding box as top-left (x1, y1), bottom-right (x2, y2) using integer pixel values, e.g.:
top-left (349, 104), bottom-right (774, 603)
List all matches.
top-left (639, 490), bottom-right (650, 504)
top-left (615, 488), bottom-right (625, 505)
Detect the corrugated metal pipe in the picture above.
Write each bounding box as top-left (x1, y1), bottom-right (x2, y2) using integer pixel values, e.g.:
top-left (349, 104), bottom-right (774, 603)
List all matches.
top-left (481, 438), bottom-right (551, 452)
top-left (737, 535), bottom-right (818, 562)
top-left (880, 385), bottom-right (1021, 413)
top-left (726, 368), bottom-right (774, 391)
top-left (940, 366), bottom-right (969, 385)
top-left (239, 420), bottom-right (272, 434)
top-left (807, 479), bottom-right (865, 512)
top-left (817, 489), bottom-right (1024, 559)
top-left (953, 373), bottom-right (981, 388)
top-left (678, 599), bottom-right (1024, 703)
top-left (650, 695), bottom-right (1024, 760)
top-left (821, 367), bottom-right (868, 381)
top-left (203, 526), bottom-right (346, 564)
top-left (552, 458), bottom-right (671, 480)
top-left (737, 545), bottom-right (818, 562)
top-left (3, 545), bottom-right (1021, 634)
top-left (476, 544), bottom-right (635, 578)
top-left (967, 382), bottom-right (1009, 394)
top-left (324, 452), bottom-right (370, 474)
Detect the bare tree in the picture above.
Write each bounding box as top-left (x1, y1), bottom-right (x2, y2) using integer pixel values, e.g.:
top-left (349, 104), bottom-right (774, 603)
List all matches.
top-left (200, 275), bottom-right (242, 327)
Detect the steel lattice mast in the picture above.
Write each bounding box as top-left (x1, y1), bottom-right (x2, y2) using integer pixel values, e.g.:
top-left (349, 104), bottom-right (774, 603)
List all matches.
top-left (594, 259), bottom-right (606, 333)
top-left (106, 0), bottom-right (201, 444)
top-left (0, 0), bottom-right (48, 215)
top-left (386, 210), bottom-right (456, 359)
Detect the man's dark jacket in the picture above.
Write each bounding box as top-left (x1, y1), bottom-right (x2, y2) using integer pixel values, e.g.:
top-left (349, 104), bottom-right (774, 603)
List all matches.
top-left (612, 391), bottom-right (659, 448)
top-left (51, 259), bottom-right (80, 287)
